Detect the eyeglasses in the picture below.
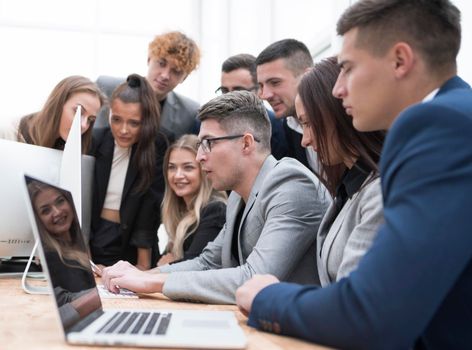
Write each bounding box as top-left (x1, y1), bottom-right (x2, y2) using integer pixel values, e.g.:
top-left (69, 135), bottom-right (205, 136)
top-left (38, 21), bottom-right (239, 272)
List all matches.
top-left (196, 134), bottom-right (260, 153)
top-left (214, 86), bottom-right (258, 95)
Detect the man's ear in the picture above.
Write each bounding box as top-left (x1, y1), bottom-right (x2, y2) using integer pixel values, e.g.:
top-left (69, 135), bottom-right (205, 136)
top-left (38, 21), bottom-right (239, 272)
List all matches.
top-left (147, 56), bottom-right (151, 65)
top-left (391, 42), bottom-right (415, 79)
top-left (242, 133), bottom-right (256, 154)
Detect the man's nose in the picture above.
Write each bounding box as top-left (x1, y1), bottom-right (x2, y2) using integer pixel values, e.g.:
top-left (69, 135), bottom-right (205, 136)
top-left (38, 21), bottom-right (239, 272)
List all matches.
top-left (196, 147), bottom-right (205, 162)
top-left (259, 86), bottom-right (273, 100)
top-left (332, 76), bottom-right (345, 99)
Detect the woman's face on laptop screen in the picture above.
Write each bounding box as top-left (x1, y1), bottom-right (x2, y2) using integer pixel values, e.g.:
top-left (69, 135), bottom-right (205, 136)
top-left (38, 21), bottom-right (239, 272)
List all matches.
top-left (34, 187), bottom-right (74, 238)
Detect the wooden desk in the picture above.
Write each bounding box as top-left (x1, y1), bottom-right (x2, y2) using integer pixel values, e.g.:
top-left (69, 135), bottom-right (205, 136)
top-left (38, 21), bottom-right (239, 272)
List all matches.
top-left (0, 277), bottom-right (330, 350)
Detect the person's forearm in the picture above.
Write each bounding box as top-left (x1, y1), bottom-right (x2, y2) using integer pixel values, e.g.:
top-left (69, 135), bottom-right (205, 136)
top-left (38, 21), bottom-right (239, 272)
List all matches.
top-left (136, 247), bottom-right (151, 270)
top-left (147, 273), bottom-right (168, 292)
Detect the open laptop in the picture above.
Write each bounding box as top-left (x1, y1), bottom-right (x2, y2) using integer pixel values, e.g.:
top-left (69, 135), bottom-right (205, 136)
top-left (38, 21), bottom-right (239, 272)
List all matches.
top-left (23, 174), bottom-right (247, 349)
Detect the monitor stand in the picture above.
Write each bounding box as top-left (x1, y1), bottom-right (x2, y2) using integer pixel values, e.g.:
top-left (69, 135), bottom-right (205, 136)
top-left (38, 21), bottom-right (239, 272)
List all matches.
top-left (21, 242), bottom-right (49, 294)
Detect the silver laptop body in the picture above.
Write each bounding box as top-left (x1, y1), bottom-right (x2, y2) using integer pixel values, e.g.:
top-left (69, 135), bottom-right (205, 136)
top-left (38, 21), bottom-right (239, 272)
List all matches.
top-left (23, 174), bottom-right (246, 349)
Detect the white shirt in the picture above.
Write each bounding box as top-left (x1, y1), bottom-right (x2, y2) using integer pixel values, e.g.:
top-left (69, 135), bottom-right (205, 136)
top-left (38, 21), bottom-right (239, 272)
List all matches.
top-left (103, 143), bottom-right (131, 210)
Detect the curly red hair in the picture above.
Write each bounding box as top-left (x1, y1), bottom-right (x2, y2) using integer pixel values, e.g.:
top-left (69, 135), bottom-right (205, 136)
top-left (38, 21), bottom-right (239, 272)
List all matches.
top-left (148, 31), bottom-right (200, 75)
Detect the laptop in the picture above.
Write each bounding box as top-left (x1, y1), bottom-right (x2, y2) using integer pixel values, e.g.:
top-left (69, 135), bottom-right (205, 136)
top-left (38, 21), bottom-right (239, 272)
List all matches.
top-left (23, 174), bottom-right (247, 349)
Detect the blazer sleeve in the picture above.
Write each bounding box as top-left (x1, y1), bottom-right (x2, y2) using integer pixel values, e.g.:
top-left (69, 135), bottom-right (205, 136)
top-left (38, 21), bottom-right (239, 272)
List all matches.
top-left (182, 201), bottom-right (227, 261)
top-left (335, 178), bottom-right (383, 280)
top-left (247, 102), bottom-right (472, 349)
top-left (161, 162), bottom-right (329, 304)
top-left (128, 134), bottom-right (168, 248)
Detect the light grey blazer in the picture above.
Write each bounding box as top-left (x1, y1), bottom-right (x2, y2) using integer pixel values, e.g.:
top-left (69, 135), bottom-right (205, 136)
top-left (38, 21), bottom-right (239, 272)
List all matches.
top-left (317, 175), bottom-right (383, 286)
top-left (159, 156), bottom-right (330, 304)
top-left (95, 76), bottom-right (199, 137)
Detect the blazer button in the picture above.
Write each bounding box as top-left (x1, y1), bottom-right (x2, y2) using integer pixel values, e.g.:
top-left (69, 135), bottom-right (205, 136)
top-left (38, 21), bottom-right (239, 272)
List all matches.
top-left (273, 322), bottom-right (281, 334)
top-left (122, 224), bottom-right (128, 230)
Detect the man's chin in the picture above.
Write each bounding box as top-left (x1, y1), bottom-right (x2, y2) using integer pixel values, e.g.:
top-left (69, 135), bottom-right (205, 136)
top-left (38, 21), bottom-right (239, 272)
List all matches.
top-left (352, 117), bottom-right (380, 132)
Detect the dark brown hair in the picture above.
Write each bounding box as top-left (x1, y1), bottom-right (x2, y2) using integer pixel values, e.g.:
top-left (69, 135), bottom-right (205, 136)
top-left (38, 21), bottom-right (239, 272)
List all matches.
top-left (337, 0), bottom-right (461, 75)
top-left (111, 74), bottom-right (159, 193)
top-left (255, 38), bottom-right (313, 76)
top-left (298, 57), bottom-right (385, 195)
top-left (222, 54), bottom-right (257, 85)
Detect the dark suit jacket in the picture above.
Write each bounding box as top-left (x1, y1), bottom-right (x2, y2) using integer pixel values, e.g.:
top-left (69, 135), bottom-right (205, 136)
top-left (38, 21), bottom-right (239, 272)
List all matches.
top-left (89, 128), bottom-right (168, 265)
top-left (266, 109), bottom-right (288, 160)
top-left (247, 76), bottom-right (472, 349)
top-left (182, 200), bottom-right (226, 261)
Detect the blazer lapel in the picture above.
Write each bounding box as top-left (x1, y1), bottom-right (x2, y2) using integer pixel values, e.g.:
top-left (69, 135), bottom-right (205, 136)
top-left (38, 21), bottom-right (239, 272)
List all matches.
top-left (320, 198), bottom-right (355, 263)
top-left (317, 202), bottom-right (338, 284)
top-left (122, 146), bottom-right (138, 201)
top-left (161, 91), bottom-right (178, 131)
top-left (237, 156), bottom-right (277, 263)
top-left (94, 133), bottom-right (115, 210)
top-left (221, 194), bottom-right (245, 267)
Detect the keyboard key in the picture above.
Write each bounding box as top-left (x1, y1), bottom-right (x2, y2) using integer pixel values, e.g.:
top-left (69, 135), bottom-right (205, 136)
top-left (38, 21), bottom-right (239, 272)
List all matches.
top-left (143, 313), bottom-right (160, 335)
top-left (156, 313), bottom-right (172, 335)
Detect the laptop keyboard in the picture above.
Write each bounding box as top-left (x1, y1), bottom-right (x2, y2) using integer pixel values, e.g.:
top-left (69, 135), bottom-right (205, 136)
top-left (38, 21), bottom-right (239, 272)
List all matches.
top-left (97, 311), bottom-right (172, 336)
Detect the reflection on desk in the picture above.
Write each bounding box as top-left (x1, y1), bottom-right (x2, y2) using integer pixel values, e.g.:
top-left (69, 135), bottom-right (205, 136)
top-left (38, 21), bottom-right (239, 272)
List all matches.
top-left (0, 277), bottom-right (330, 350)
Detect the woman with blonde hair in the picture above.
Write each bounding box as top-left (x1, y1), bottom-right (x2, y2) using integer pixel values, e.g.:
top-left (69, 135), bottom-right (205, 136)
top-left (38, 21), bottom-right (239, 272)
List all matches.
top-left (27, 179), bottom-right (94, 292)
top-left (1, 75), bottom-right (106, 153)
top-left (158, 134), bottom-right (227, 266)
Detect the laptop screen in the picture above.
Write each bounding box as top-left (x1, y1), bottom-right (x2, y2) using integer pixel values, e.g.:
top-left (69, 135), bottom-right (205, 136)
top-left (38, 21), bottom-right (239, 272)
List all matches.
top-left (24, 175), bottom-right (102, 331)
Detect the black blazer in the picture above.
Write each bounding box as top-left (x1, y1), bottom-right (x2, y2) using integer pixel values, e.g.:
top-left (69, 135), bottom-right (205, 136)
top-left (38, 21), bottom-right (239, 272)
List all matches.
top-left (182, 200), bottom-right (226, 261)
top-left (90, 127), bottom-right (169, 265)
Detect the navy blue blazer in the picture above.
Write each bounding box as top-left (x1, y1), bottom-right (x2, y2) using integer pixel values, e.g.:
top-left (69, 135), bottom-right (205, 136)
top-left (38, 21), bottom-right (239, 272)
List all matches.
top-left (282, 118), bottom-right (309, 168)
top-left (247, 76), bottom-right (472, 349)
top-left (266, 109), bottom-right (288, 160)
top-left (90, 128), bottom-right (168, 265)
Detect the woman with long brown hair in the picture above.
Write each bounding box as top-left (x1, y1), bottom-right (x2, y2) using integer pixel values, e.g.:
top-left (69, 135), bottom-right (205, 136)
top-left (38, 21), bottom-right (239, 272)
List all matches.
top-left (89, 73), bottom-right (168, 271)
top-left (1, 75), bottom-right (106, 153)
top-left (296, 56), bottom-right (385, 286)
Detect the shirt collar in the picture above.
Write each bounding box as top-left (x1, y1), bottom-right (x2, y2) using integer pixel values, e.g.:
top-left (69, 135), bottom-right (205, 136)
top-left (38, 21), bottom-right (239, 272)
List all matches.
top-left (422, 88), bottom-right (440, 102)
top-left (337, 159), bottom-right (371, 199)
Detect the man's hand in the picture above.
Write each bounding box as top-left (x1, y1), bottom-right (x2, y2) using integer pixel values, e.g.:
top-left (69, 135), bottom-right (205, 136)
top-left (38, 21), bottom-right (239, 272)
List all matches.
top-left (236, 274), bottom-right (279, 316)
top-left (101, 260), bottom-right (168, 294)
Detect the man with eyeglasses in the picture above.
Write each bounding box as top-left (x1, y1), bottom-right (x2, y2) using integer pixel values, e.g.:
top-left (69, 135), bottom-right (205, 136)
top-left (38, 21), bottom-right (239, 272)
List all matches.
top-left (215, 54), bottom-right (288, 159)
top-left (102, 90), bottom-right (330, 304)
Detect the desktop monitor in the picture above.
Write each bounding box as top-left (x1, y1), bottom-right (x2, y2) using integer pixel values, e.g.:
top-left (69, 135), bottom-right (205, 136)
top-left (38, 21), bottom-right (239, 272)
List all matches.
top-left (0, 139), bottom-right (94, 259)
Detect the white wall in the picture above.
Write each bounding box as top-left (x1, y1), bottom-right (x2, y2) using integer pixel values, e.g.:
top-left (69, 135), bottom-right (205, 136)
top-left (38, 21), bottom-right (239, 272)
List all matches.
top-left (0, 0), bottom-right (470, 124)
top-left (0, 0), bottom-right (333, 123)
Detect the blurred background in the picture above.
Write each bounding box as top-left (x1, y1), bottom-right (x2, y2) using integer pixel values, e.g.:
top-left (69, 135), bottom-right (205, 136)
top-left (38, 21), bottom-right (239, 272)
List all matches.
top-left (0, 0), bottom-right (471, 123)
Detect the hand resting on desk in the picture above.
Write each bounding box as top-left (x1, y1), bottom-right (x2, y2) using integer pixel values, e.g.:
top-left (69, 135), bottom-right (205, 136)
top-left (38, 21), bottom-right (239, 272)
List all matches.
top-left (102, 260), bottom-right (168, 294)
top-left (236, 274), bottom-right (279, 316)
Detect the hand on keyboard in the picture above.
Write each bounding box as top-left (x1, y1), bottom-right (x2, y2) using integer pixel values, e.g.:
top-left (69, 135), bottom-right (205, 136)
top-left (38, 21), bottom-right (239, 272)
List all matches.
top-left (96, 284), bottom-right (138, 299)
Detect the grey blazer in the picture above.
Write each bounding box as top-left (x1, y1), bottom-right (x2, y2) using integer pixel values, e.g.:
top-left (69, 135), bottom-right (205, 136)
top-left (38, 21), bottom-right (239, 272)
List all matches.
top-left (95, 76), bottom-right (199, 137)
top-left (160, 90), bottom-right (199, 137)
top-left (317, 175), bottom-right (383, 286)
top-left (159, 156), bottom-right (330, 304)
